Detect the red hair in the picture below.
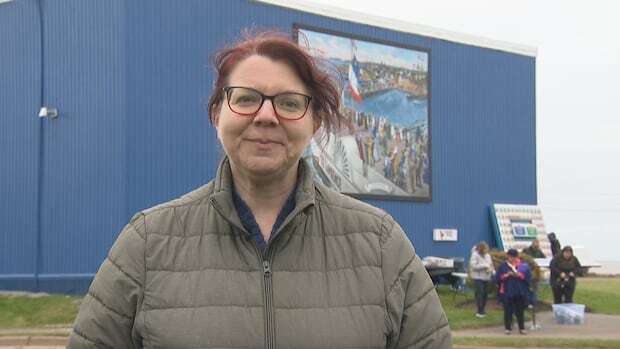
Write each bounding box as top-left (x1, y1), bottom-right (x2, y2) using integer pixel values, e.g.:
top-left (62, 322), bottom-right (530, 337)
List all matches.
top-left (208, 30), bottom-right (343, 136)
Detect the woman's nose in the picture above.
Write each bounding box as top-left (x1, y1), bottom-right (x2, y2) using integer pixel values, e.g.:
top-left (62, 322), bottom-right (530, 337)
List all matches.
top-left (252, 99), bottom-right (279, 125)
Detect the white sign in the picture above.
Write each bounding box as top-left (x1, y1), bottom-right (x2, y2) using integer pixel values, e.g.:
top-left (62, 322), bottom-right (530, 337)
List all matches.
top-left (433, 229), bottom-right (458, 241)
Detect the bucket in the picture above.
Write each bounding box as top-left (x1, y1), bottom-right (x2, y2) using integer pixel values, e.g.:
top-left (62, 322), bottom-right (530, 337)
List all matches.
top-left (552, 303), bottom-right (585, 325)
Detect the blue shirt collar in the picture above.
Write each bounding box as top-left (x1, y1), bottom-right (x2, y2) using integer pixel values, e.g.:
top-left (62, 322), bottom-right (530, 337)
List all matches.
top-left (231, 182), bottom-right (298, 253)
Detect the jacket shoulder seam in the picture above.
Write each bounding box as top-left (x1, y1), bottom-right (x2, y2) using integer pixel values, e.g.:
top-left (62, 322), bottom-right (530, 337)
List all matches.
top-left (127, 212), bottom-right (147, 331)
top-left (127, 216), bottom-right (146, 241)
top-left (379, 213), bottom-right (395, 246)
top-left (403, 283), bottom-right (436, 310)
top-left (88, 289), bottom-right (133, 322)
top-left (106, 255), bottom-right (141, 287)
top-left (386, 253), bottom-right (416, 298)
top-left (380, 213), bottom-right (396, 336)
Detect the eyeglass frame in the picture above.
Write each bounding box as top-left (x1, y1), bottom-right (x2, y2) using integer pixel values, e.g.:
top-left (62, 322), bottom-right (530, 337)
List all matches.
top-left (223, 86), bottom-right (313, 121)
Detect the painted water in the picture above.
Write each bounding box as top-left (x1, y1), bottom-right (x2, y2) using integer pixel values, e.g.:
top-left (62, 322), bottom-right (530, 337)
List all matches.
top-left (343, 88), bottom-right (427, 128)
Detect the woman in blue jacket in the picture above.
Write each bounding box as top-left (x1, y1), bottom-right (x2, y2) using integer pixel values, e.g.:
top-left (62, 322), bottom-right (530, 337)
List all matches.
top-left (497, 249), bottom-right (532, 335)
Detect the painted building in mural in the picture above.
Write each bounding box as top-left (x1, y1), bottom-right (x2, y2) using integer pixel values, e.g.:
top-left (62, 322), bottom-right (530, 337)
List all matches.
top-left (0, 0), bottom-right (537, 294)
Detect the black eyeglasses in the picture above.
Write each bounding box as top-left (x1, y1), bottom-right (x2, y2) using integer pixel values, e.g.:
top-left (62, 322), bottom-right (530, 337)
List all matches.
top-left (223, 86), bottom-right (312, 120)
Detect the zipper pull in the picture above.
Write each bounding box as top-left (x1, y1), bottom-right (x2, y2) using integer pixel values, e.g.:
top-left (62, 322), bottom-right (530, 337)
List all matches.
top-left (263, 260), bottom-right (271, 277)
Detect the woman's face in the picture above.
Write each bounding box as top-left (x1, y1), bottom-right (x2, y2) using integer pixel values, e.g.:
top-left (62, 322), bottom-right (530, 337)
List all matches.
top-left (563, 250), bottom-right (572, 259)
top-left (214, 55), bottom-right (319, 180)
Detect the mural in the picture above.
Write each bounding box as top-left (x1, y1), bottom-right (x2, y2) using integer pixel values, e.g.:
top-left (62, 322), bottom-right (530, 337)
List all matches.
top-left (297, 26), bottom-right (431, 200)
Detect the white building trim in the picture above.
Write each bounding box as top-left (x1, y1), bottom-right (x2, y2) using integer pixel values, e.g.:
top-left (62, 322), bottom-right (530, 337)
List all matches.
top-left (254, 0), bottom-right (537, 57)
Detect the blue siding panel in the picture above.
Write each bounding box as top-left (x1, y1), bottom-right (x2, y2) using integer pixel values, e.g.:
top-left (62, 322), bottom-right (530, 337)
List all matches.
top-left (0, 0), bottom-right (40, 286)
top-left (38, 0), bottom-right (126, 280)
top-left (0, 0), bottom-right (536, 294)
top-left (125, 0), bottom-right (218, 216)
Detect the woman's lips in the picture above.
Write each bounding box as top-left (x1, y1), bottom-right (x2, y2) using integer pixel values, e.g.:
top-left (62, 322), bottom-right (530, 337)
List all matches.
top-left (247, 138), bottom-right (283, 145)
top-left (245, 138), bottom-right (284, 150)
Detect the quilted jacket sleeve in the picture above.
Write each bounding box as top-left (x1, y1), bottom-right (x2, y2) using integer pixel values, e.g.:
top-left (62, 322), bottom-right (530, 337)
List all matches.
top-left (382, 215), bottom-right (452, 349)
top-left (67, 213), bottom-right (146, 348)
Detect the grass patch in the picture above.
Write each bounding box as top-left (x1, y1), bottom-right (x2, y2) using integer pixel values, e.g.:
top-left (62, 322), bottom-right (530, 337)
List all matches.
top-left (454, 336), bottom-right (620, 348)
top-left (0, 276), bottom-right (618, 334)
top-left (538, 277), bottom-right (620, 315)
top-left (438, 276), bottom-right (620, 330)
top-left (0, 294), bottom-right (81, 328)
top-left (438, 285), bottom-right (509, 330)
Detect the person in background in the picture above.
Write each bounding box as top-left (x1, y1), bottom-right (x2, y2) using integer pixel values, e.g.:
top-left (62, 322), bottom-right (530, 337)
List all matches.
top-left (497, 249), bottom-right (531, 335)
top-left (522, 239), bottom-right (544, 310)
top-left (547, 232), bottom-right (561, 257)
top-left (522, 239), bottom-right (546, 258)
top-left (550, 245), bottom-right (582, 304)
top-left (469, 241), bottom-right (495, 318)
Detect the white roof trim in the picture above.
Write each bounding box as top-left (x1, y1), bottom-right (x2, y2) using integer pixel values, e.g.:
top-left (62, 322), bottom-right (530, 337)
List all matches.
top-left (254, 0), bottom-right (537, 57)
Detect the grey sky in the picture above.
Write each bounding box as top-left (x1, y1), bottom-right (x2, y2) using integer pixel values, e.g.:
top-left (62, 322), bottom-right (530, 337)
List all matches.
top-left (300, 28), bottom-right (428, 70)
top-left (310, 0), bottom-right (620, 261)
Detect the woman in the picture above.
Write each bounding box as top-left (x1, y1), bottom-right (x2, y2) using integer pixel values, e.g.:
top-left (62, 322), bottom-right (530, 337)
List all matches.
top-left (522, 239), bottom-right (545, 259)
top-left (67, 31), bottom-right (451, 348)
top-left (497, 249), bottom-right (531, 335)
top-left (469, 241), bottom-right (494, 317)
top-left (550, 245), bottom-right (581, 304)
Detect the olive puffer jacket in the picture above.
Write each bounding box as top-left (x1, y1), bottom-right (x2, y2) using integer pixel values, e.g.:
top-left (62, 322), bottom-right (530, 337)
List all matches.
top-left (68, 158), bottom-right (452, 349)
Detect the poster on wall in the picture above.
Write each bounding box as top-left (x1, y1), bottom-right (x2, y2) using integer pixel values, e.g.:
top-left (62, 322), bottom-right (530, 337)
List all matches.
top-left (295, 24), bottom-right (431, 201)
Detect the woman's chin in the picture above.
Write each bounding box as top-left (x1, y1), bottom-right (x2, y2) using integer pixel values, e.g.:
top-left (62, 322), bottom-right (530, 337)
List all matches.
top-left (236, 156), bottom-right (291, 178)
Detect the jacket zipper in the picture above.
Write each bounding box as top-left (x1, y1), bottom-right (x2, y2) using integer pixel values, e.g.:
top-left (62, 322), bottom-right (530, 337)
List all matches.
top-left (211, 198), bottom-right (292, 349)
top-left (243, 238), bottom-right (277, 349)
top-left (262, 258), bottom-right (275, 349)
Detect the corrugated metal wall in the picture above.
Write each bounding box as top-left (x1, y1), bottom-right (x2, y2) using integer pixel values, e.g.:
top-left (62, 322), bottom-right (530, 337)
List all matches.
top-left (0, 0), bottom-right (41, 291)
top-left (0, 0), bottom-right (536, 294)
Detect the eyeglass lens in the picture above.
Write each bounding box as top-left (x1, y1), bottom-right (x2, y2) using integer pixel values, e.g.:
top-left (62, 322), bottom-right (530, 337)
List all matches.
top-left (227, 87), bottom-right (309, 119)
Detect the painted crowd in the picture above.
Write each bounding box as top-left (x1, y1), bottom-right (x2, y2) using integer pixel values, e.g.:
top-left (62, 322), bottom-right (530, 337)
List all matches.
top-left (339, 105), bottom-right (430, 194)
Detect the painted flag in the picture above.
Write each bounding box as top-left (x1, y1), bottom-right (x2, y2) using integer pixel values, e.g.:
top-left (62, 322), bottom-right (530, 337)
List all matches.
top-left (348, 55), bottom-right (363, 103)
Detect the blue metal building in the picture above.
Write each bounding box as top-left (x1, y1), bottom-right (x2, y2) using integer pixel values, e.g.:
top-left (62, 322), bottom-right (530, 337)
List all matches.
top-left (0, 0), bottom-right (537, 294)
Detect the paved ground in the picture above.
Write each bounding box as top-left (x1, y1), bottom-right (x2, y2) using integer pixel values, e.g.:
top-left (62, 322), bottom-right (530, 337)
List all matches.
top-left (0, 335), bottom-right (67, 349)
top-left (453, 310), bottom-right (620, 339)
top-left (1, 311), bottom-right (619, 348)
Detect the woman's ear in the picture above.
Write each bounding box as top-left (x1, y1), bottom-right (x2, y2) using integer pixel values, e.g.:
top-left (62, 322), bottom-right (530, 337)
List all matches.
top-left (211, 103), bottom-right (221, 128)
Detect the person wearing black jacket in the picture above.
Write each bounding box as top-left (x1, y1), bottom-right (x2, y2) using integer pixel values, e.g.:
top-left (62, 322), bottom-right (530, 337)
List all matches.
top-left (550, 245), bottom-right (582, 303)
top-left (522, 239), bottom-right (546, 258)
top-left (547, 232), bottom-right (561, 257)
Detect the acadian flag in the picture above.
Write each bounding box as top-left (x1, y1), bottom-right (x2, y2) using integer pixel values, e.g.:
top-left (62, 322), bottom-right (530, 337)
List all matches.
top-left (348, 55), bottom-right (363, 103)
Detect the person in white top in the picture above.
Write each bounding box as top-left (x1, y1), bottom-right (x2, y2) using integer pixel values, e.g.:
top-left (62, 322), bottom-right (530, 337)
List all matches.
top-left (469, 241), bottom-right (495, 317)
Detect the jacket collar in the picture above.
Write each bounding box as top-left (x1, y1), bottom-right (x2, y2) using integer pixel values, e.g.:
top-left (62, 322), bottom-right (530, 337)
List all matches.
top-left (210, 157), bottom-right (316, 234)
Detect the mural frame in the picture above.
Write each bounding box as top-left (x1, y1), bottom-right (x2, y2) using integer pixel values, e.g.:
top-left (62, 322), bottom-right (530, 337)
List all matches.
top-left (293, 23), bottom-right (433, 202)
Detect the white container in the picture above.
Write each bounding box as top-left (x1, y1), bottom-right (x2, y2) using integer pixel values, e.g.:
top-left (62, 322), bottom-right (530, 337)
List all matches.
top-left (552, 303), bottom-right (585, 325)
